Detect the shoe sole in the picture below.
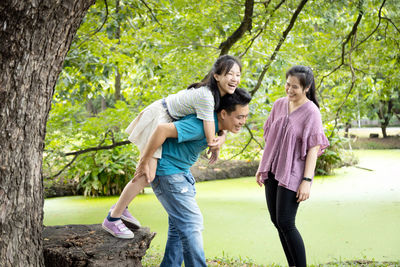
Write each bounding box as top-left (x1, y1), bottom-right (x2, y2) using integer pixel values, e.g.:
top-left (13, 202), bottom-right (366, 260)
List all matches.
top-left (102, 223), bottom-right (134, 239)
top-left (121, 216), bottom-right (141, 230)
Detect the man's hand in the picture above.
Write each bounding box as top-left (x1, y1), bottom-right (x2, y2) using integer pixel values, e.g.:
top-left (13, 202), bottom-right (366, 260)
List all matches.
top-left (207, 146), bottom-right (219, 164)
top-left (207, 136), bottom-right (224, 164)
top-left (133, 160), bottom-right (152, 183)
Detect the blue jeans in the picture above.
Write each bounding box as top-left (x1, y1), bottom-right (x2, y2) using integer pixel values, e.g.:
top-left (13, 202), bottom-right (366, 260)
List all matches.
top-left (151, 172), bottom-right (206, 267)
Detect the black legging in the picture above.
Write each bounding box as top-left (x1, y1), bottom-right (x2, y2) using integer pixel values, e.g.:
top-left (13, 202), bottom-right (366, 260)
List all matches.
top-left (264, 172), bottom-right (306, 267)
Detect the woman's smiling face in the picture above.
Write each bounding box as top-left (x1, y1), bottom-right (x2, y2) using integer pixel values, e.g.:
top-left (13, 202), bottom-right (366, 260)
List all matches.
top-left (214, 63), bottom-right (241, 96)
top-left (285, 75), bottom-right (308, 103)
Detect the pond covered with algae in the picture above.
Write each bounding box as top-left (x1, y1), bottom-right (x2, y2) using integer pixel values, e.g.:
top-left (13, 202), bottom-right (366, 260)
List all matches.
top-left (44, 150), bottom-right (400, 265)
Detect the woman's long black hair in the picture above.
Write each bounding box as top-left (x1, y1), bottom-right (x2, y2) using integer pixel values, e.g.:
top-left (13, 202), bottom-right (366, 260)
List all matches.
top-left (286, 65), bottom-right (320, 108)
top-left (187, 55), bottom-right (242, 111)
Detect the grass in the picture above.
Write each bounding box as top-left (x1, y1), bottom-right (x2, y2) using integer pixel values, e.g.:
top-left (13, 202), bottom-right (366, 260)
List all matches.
top-left (343, 127), bottom-right (400, 139)
top-left (340, 127), bottom-right (400, 150)
top-left (349, 136), bottom-right (400, 149)
top-left (141, 251), bottom-right (400, 267)
top-left (43, 150), bottom-right (400, 266)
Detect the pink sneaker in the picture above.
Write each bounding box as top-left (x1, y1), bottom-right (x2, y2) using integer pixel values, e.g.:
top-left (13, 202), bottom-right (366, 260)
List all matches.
top-left (110, 204), bottom-right (141, 229)
top-left (102, 218), bottom-right (134, 239)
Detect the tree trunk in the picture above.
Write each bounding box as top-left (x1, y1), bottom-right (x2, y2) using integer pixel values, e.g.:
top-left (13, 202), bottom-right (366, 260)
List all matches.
top-left (377, 100), bottom-right (393, 138)
top-left (380, 125), bottom-right (387, 138)
top-left (43, 224), bottom-right (155, 267)
top-left (115, 66), bottom-right (121, 101)
top-left (218, 0), bottom-right (254, 56)
top-left (0, 1), bottom-right (94, 266)
top-left (114, 0), bottom-right (121, 102)
top-left (101, 95), bottom-right (107, 111)
top-left (86, 98), bottom-right (96, 115)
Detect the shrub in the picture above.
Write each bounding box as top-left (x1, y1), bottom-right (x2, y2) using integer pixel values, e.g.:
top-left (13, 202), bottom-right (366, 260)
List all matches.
top-left (44, 101), bottom-right (140, 196)
top-left (315, 124), bottom-right (358, 175)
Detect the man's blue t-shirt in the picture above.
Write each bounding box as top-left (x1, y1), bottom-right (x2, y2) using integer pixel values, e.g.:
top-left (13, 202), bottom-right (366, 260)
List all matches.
top-left (156, 114), bottom-right (219, 176)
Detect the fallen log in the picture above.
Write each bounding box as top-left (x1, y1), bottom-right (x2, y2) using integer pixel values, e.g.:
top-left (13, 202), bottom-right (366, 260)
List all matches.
top-left (43, 224), bottom-right (156, 267)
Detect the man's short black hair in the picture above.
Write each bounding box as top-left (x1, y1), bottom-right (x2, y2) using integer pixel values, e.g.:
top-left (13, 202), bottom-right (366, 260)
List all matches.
top-left (217, 88), bottom-right (252, 113)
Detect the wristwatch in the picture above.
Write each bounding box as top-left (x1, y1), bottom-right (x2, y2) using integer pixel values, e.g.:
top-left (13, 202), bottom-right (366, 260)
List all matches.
top-left (302, 177), bottom-right (312, 182)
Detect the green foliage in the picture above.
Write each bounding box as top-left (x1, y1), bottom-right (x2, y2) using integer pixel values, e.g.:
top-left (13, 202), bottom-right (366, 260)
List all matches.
top-left (315, 124), bottom-right (346, 175)
top-left (44, 0), bottom-right (400, 195)
top-left (44, 101), bottom-right (139, 196)
top-left (76, 146), bottom-right (137, 196)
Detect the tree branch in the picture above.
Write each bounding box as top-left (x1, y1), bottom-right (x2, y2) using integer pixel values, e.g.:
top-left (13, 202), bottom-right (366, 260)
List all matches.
top-left (75, 0), bottom-right (109, 49)
top-left (239, 0), bottom-right (286, 58)
top-left (326, 0), bottom-right (386, 67)
top-left (244, 124), bottom-right (264, 149)
top-left (91, 0), bottom-right (109, 36)
top-left (382, 16), bottom-right (400, 34)
top-left (44, 154), bottom-right (79, 180)
top-left (228, 124), bottom-right (263, 160)
top-left (316, 7), bottom-right (364, 94)
top-left (250, 0), bottom-right (309, 96)
top-left (219, 0), bottom-right (254, 56)
top-left (139, 0), bottom-right (161, 26)
top-left (351, 0), bottom-right (386, 51)
top-left (65, 140), bottom-right (131, 156)
top-left (45, 129), bottom-right (132, 180)
top-left (329, 10), bottom-right (361, 138)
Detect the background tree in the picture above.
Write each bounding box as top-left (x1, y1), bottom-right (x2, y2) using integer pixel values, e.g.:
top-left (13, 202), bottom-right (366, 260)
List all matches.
top-left (0, 1), bottom-right (94, 266)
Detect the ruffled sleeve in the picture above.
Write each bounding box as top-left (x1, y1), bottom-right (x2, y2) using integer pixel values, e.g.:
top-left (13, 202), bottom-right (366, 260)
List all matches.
top-left (300, 109), bottom-right (329, 160)
top-left (263, 103), bottom-right (276, 140)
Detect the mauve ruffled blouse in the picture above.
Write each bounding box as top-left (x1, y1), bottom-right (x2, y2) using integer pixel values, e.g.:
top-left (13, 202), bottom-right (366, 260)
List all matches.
top-left (258, 97), bottom-right (329, 192)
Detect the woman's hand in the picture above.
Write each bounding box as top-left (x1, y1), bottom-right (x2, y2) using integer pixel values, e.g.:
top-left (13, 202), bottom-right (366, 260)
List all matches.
top-left (296, 180), bottom-right (311, 202)
top-left (256, 172), bottom-right (264, 187)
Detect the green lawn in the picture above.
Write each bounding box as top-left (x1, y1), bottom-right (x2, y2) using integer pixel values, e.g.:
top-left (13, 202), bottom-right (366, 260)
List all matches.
top-left (43, 150), bottom-right (400, 266)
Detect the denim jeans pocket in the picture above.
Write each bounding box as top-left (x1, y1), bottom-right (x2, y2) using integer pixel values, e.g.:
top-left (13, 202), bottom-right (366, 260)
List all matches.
top-left (184, 172), bottom-right (195, 185)
top-left (166, 173), bottom-right (195, 196)
top-left (151, 176), bottom-right (162, 195)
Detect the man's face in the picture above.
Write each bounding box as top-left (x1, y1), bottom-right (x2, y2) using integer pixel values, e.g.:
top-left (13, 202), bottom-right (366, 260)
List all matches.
top-left (220, 104), bottom-right (249, 133)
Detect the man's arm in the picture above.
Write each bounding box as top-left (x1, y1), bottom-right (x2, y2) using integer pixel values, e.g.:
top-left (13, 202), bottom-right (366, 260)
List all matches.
top-left (134, 122), bottom-right (178, 182)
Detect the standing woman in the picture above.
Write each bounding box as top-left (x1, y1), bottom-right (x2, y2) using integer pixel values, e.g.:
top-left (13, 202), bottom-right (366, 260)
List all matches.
top-left (256, 65), bottom-right (329, 267)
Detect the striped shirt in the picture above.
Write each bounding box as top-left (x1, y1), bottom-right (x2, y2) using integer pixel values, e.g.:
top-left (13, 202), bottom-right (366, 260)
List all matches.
top-left (165, 86), bottom-right (215, 122)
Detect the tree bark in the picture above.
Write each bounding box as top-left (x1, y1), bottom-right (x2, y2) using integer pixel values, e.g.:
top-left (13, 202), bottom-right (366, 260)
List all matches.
top-left (0, 1), bottom-right (94, 266)
top-left (43, 224), bottom-right (155, 267)
top-left (219, 0), bottom-right (254, 56)
top-left (377, 100), bottom-right (393, 138)
top-left (114, 0), bottom-right (121, 102)
top-left (115, 66), bottom-right (121, 101)
top-left (86, 98), bottom-right (96, 115)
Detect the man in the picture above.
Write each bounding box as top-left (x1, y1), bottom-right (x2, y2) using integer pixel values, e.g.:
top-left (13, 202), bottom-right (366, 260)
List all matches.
top-left (139, 88), bottom-right (251, 267)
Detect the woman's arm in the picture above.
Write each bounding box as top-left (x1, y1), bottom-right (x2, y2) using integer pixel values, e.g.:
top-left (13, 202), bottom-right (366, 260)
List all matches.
top-left (296, 145), bottom-right (320, 203)
top-left (203, 120), bottom-right (217, 147)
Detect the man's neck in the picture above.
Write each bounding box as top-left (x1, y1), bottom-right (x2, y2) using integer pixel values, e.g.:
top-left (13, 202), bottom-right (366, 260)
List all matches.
top-left (216, 113), bottom-right (225, 131)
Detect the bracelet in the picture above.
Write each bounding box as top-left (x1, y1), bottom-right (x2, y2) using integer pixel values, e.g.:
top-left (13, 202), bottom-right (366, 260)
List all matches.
top-left (302, 177), bottom-right (312, 182)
